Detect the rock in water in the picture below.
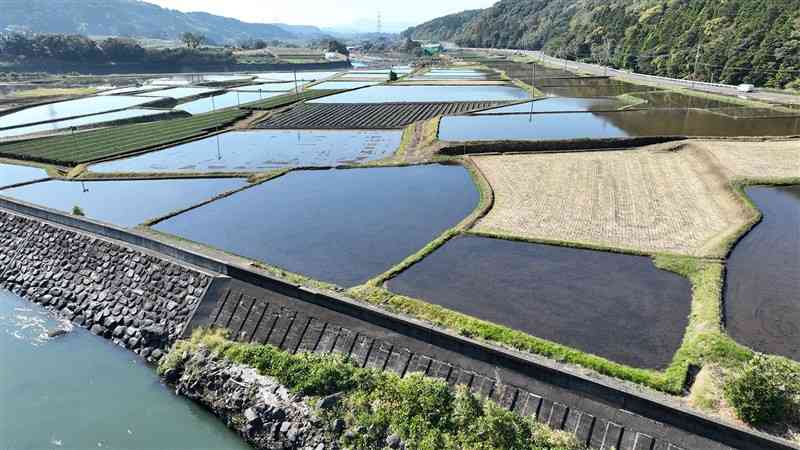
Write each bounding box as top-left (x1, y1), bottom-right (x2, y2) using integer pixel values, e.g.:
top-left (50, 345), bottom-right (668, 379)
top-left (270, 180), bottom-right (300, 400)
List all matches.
top-left (47, 328), bottom-right (69, 338)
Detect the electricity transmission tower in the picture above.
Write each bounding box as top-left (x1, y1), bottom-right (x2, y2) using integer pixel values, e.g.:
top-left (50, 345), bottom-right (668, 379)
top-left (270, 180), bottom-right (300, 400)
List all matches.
top-left (377, 11), bottom-right (382, 34)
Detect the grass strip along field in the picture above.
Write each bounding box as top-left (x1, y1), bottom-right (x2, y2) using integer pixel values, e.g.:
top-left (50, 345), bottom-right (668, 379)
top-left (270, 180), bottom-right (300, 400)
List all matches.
top-left (0, 109), bottom-right (247, 166)
top-left (241, 89), bottom-right (345, 111)
top-left (161, 329), bottom-right (581, 450)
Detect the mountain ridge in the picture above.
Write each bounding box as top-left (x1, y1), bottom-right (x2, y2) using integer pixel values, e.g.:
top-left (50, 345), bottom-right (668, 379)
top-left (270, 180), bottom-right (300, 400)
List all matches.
top-left (0, 0), bottom-right (329, 43)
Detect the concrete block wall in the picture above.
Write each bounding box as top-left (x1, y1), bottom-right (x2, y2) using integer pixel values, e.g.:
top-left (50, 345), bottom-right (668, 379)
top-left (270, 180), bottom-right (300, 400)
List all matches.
top-left (0, 211), bottom-right (211, 361)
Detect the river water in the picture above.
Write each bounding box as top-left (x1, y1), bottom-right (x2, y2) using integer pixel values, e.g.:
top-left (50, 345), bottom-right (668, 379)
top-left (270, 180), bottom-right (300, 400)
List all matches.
top-left (0, 289), bottom-right (251, 450)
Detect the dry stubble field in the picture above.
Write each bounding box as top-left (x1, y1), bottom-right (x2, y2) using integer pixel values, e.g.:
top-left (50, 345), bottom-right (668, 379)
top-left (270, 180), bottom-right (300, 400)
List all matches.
top-left (471, 140), bottom-right (799, 257)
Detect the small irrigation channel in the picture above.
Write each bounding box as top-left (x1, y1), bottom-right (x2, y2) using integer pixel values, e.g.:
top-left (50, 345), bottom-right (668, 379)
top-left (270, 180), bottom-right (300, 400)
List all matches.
top-left (386, 235), bottom-right (692, 369)
top-left (153, 165), bottom-right (479, 287)
top-left (725, 185), bottom-right (800, 361)
top-left (88, 129), bottom-right (404, 173)
top-left (0, 178), bottom-right (247, 228)
top-left (0, 289), bottom-right (250, 450)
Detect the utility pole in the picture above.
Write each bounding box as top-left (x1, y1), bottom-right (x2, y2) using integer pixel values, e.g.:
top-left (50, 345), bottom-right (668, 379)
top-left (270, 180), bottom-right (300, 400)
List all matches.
top-left (604, 38), bottom-right (611, 77)
top-left (693, 46), bottom-right (702, 88)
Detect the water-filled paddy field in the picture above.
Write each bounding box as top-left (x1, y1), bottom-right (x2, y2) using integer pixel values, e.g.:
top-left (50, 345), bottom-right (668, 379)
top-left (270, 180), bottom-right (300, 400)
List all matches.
top-left (0, 289), bottom-right (250, 450)
top-left (309, 81), bottom-right (381, 90)
top-left (137, 86), bottom-right (219, 99)
top-left (0, 162), bottom-right (47, 188)
top-left (0, 178), bottom-right (246, 227)
top-left (230, 81), bottom-right (310, 92)
top-left (154, 165), bottom-right (478, 287)
top-left (0, 108), bottom-right (175, 139)
top-left (439, 110), bottom-right (800, 141)
top-left (0, 95), bottom-right (166, 129)
top-left (725, 186), bottom-right (800, 361)
top-left (89, 129), bottom-right (402, 173)
top-left (177, 91), bottom-right (280, 114)
top-left (476, 97), bottom-right (625, 114)
top-left (309, 85), bottom-right (529, 103)
top-left (387, 235), bottom-right (692, 369)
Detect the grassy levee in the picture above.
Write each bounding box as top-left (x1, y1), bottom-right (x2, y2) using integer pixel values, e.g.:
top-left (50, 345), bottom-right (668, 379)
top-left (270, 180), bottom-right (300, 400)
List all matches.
top-left (160, 328), bottom-right (582, 450)
top-left (241, 89), bottom-right (345, 111)
top-left (0, 109), bottom-right (248, 166)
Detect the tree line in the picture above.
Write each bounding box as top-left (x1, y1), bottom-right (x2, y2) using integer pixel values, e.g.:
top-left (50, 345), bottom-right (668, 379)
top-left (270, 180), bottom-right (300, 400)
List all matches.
top-left (0, 33), bottom-right (235, 65)
top-left (405, 0), bottom-right (800, 89)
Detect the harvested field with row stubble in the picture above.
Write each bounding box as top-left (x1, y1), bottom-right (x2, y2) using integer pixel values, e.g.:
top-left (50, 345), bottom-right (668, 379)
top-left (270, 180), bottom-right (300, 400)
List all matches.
top-left (470, 142), bottom-right (781, 257)
top-left (256, 102), bottom-right (505, 129)
top-left (698, 139), bottom-right (800, 179)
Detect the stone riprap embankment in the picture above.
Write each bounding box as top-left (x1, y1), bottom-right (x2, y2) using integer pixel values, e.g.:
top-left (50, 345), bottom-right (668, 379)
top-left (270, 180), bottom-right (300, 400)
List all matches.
top-left (164, 346), bottom-right (336, 450)
top-left (0, 211), bottom-right (210, 362)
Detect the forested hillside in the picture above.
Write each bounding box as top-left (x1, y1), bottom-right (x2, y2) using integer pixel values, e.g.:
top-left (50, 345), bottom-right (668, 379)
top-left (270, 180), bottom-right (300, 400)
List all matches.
top-left (403, 0), bottom-right (800, 89)
top-left (0, 0), bottom-right (326, 45)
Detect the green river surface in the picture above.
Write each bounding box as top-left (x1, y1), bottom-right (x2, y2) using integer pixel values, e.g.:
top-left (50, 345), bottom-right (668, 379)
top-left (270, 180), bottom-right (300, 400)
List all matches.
top-left (0, 289), bottom-right (251, 450)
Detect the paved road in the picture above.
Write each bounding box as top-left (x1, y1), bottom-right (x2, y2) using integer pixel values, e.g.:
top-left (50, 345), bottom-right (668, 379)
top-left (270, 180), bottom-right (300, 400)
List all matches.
top-left (472, 48), bottom-right (800, 108)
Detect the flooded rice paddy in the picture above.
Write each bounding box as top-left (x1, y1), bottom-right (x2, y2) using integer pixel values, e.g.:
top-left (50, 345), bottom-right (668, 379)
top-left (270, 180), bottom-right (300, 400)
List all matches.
top-left (1, 178), bottom-right (246, 227)
top-left (136, 86), bottom-right (219, 99)
top-left (535, 80), bottom-right (654, 97)
top-left (177, 91), bottom-right (279, 114)
top-left (154, 165), bottom-right (478, 287)
top-left (89, 130), bottom-right (402, 173)
top-left (725, 186), bottom-right (800, 361)
top-left (254, 71), bottom-right (339, 82)
top-left (0, 95), bottom-right (166, 129)
top-left (0, 162), bottom-right (48, 188)
top-left (0, 289), bottom-right (250, 450)
top-left (338, 72), bottom-right (391, 80)
top-left (439, 109), bottom-right (800, 141)
top-left (476, 97), bottom-right (624, 114)
top-left (309, 81), bottom-right (381, 90)
top-left (231, 81), bottom-right (309, 92)
top-left (0, 109), bottom-right (173, 139)
top-left (387, 235), bottom-right (692, 369)
top-left (309, 85), bottom-right (529, 103)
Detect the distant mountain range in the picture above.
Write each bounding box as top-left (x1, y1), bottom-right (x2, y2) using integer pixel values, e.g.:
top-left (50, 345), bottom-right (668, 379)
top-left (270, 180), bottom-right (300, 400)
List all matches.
top-left (0, 0), bottom-right (329, 43)
top-left (402, 0), bottom-right (800, 89)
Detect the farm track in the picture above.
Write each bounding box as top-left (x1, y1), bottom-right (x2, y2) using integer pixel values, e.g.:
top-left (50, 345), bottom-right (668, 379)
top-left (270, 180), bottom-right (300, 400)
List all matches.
top-left (256, 102), bottom-right (507, 129)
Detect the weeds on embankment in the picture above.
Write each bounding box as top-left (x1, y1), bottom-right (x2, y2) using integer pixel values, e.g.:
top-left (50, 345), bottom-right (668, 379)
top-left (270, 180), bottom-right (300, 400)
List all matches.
top-left (161, 328), bottom-right (583, 450)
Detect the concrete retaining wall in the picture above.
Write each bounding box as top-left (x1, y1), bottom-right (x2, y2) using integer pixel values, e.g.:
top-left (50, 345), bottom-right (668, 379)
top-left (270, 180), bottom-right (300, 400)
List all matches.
top-left (0, 210), bottom-right (211, 362)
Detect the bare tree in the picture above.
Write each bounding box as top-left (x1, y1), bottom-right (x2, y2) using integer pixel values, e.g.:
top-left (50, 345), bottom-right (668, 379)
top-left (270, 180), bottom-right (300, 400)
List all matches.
top-left (181, 32), bottom-right (205, 49)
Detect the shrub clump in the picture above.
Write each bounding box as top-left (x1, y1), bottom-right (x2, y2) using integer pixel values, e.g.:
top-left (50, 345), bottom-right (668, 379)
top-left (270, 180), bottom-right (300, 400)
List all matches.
top-left (161, 329), bottom-right (582, 450)
top-left (724, 353), bottom-right (800, 426)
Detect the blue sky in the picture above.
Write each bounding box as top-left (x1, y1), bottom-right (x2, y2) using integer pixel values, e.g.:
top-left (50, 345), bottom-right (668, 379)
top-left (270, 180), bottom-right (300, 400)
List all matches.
top-left (145, 0), bottom-right (495, 30)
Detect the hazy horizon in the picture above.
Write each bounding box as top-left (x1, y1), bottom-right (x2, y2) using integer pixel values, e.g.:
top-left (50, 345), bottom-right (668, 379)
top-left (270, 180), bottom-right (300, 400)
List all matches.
top-left (143, 0), bottom-right (495, 31)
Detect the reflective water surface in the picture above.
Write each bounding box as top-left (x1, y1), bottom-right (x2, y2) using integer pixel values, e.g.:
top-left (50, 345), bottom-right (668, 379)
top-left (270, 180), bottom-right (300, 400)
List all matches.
top-left (0, 96), bottom-right (166, 129)
top-left (725, 186), bottom-right (800, 361)
top-left (0, 289), bottom-right (250, 450)
top-left (1, 178), bottom-right (246, 227)
top-left (439, 110), bottom-right (800, 141)
top-left (0, 162), bottom-right (48, 187)
top-left (89, 130), bottom-right (402, 173)
top-left (154, 165), bottom-right (479, 287)
top-left (309, 85), bottom-right (529, 103)
top-left (387, 235), bottom-right (691, 369)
